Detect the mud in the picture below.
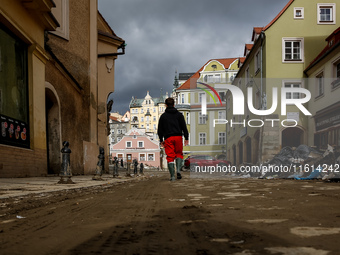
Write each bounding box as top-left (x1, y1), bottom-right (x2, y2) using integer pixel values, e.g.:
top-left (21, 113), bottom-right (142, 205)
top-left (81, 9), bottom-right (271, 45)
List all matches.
top-left (1, 172), bottom-right (340, 254)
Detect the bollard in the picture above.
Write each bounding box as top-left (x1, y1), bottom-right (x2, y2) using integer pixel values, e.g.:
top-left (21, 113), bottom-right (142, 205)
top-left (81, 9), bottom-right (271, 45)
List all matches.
top-left (93, 147), bottom-right (105, 180)
top-left (58, 141), bottom-right (74, 184)
top-left (140, 163), bottom-right (144, 175)
top-left (133, 159), bottom-right (138, 175)
top-left (113, 156), bottom-right (119, 177)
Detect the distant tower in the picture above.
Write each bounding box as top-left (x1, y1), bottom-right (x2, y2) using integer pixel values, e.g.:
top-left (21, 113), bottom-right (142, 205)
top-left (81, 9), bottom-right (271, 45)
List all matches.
top-left (172, 70), bottom-right (179, 103)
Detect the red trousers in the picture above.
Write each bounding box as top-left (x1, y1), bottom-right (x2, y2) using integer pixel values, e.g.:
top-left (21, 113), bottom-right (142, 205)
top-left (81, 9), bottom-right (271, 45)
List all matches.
top-left (163, 136), bottom-right (183, 163)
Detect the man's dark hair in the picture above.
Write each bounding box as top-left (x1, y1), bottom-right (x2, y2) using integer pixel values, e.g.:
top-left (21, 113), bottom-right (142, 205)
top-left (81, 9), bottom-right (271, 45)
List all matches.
top-left (165, 97), bottom-right (174, 107)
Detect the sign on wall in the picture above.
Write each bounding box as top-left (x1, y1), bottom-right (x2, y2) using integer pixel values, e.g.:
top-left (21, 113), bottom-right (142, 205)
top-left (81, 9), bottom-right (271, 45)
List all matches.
top-left (0, 114), bottom-right (29, 148)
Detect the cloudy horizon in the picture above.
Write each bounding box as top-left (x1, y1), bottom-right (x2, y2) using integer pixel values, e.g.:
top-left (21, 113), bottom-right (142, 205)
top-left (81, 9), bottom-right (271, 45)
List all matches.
top-left (98, 0), bottom-right (290, 115)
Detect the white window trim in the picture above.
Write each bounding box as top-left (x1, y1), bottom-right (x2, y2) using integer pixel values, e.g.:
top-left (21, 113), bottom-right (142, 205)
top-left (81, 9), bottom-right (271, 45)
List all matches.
top-left (139, 153), bottom-right (146, 161)
top-left (218, 132), bottom-right (226, 145)
top-left (199, 132), bottom-right (206, 145)
top-left (51, 0), bottom-right (70, 40)
top-left (126, 141), bottom-right (132, 148)
top-left (317, 3), bottom-right (336, 25)
top-left (147, 153), bottom-right (155, 161)
top-left (138, 141), bottom-right (144, 148)
top-left (315, 70), bottom-right (324, 99)
top-left (282, 79), bottom-right (304, 99)
top-left (282, 37), bottom-right (304, 63)
top-left (294, 7), bottom-right (304, 19)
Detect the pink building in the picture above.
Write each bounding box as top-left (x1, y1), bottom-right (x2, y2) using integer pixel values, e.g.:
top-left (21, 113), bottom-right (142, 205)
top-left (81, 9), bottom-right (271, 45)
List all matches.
top-left (111, 128), bottom-right (161, 168)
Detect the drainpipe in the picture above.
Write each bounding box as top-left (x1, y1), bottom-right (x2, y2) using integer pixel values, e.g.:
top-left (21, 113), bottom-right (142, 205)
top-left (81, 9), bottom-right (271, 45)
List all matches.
top-left (258, 32), bottom-right (265, 165)
top-left (98, 42), bottom-right (126, 57)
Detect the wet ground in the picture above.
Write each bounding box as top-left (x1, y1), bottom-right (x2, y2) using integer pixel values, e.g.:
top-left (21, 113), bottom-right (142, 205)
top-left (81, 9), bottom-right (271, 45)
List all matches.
top-left (1, 171), bottom-right (340, 254)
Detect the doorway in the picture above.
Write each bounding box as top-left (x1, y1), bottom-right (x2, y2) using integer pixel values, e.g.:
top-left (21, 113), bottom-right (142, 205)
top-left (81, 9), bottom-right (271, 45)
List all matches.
top-left (45, 88), bottom-right (61, 175)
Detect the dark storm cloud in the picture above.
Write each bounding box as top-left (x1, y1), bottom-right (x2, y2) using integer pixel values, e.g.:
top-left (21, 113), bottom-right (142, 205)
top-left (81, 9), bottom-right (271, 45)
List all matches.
top-left (98, 0), bottom-right (290, 114)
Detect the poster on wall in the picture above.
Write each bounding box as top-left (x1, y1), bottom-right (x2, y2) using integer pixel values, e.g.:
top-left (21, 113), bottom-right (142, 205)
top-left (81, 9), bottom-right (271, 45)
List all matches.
top-left (0, 114), bottom-right (29, 148)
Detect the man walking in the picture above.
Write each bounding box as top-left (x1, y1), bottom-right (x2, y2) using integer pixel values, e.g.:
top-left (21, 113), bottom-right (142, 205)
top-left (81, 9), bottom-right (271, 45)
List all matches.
top-left (158, 98), bottom-right (189, 181)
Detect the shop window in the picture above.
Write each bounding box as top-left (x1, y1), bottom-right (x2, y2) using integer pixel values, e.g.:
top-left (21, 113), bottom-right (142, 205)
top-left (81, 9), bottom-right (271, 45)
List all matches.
top-left (0, 25), bottom-right (29, 148)
top-left (148, 154), bottom-right (154, 161)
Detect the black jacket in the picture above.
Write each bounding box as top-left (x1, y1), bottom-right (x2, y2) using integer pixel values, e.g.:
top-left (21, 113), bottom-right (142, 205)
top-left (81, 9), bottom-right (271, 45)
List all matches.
top-left (157, 107), bottom-right (189, 143)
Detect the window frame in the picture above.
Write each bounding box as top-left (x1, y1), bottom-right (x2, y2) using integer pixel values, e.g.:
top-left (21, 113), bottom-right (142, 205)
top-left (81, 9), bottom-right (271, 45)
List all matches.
top-left (315, 71), bottom-right (324, 99)
top-left (138, 141), bottom-right (144, 148)
top-left (294, 7), bottom-right (304, 19)
top-left (282, 37), bottom-right (304, 63)
top-left (126, 141), bottom-right (132, 148)
top-left (199, 132), bottom-right (206, 145)
top-left (218, 132), bottom-right (226, 145)
top-left (317, 3), bottom-right (336, 24)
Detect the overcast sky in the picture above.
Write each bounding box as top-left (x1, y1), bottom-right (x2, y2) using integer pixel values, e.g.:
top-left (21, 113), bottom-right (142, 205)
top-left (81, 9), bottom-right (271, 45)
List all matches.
top-left (98, 0), bottom-right (290, 114)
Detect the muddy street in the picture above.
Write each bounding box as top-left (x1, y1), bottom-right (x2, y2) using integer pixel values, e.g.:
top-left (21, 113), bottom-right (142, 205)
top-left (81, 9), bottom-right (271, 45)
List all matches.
top-left (1, 172), bottom-right (340, 255)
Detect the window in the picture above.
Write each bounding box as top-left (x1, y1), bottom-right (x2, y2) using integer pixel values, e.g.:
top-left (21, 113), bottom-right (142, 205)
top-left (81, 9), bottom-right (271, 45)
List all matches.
top-left (218, 111), bottom-right (226, 119)
top-left (215, 74), bottom-right (221, 83)
top-left (218, 132), bottom-right (226, 145)
top-left (284, 82), bottom-right (301, 99)
top-left (199, 133), bottom-right (206, 145)
top-left (117, 129), bottom-right (122, 134)
top-left (294, 7), bottom-right (304, 19)
top-left (133, 135), bottom-right (137, 139)
top-left (141, 117), bottom-right (144, 122)
top-left (315, 72), bottom-right (324, 98)
top-left (117, 137), bottom-right (121, 142)
top-left (153, 124), bottom-right (156, 130)
top-left (332, 60), bottom-right (340, 88)
top-left (141, 108), bottom-right (144, 113)
top-left (146, 116), bottom-right (149, 122)
top-left (186, 112), bottom-right (190, 124)
top-left (199, 112), bottom-right (206, 124)
top-left (51, 0), bottom-right (70, 40)
top-left (138, 141), bottom-right (144, 148)
top-left (219, 91), bottom-right (226, 101)
top-left (126, 141), bottom-right (132, 148)
top-left (0, 25), bottom-right (29, 148)
top-left (245, 66), bottom-right (250, 85)
top-left (283, 38), bottom-right (304, 62)
top-left (153, 116), bottom-right (156, 121)
top-left (198, 93), bottom-right (205, 103)
top-left (207, 75), bottom-right (213, 83)
top-left (318, 4), bottom-right (336, 24)
top-left (153, 108), bottom-right (156, 113)
top-left (255, 90), bottom-right (261, 110)
top-left (181, 93), bottom-right (185, 104)
top-left (148, 154), bottom-right (154, 161)
top-left (139, 153), bottom-right (146, 161)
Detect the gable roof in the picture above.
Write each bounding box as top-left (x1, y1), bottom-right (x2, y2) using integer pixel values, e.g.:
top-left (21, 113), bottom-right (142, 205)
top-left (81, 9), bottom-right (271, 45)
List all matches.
top-left (177, 58), bottom-right (238, 90)
top-left (263, 0), bottom-right (294, 31)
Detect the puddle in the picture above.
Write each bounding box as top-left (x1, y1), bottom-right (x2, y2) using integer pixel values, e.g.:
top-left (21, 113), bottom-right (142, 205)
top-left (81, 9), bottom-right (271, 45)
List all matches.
top-left (217, 192), bottom-right (252, 197)
top-left (207, 204), bottom-right (223, 207)
top-left (187, 194), bottom-right (202, 197)
top-left (246, 219), bottom-right (288, 224)
top-left (210, 238), bottom-right (229, 242)
top-left (179, 219), bottom-right (207, 224)
top-left (290, 227), bottom-right (340, 237)
top-left (265, 247), bottom-right (329, 255)
top-left (169, 198), bottom-right (185, 202)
